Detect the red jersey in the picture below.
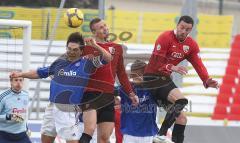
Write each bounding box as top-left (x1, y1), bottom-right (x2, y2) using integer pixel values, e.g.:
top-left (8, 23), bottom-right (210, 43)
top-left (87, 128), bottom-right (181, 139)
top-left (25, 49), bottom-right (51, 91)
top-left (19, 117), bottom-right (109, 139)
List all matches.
top-left (84, 42), bottom-right (133, 94)
top-left (145, 30), bottom-right (209, 84)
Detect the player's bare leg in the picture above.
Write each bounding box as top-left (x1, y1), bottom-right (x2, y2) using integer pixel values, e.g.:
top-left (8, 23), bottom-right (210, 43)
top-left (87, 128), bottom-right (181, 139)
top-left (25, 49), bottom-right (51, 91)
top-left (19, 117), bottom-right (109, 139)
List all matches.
top-left (80, 110), bottom-right (97, 143)
top-left (41, 134), bottom-right (55, 143)
top-left (97, 122), bottom-right (114, 143)
top-left (153, 88), bottom-right (188, 143)
top-left (67, 140), bottom-right (80, 143)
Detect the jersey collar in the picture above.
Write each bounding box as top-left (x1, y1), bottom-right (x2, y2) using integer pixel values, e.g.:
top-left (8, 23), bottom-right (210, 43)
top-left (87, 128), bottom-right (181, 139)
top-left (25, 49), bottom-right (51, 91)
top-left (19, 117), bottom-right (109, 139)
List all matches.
top-left (10, 88), bottom-right (21, 94)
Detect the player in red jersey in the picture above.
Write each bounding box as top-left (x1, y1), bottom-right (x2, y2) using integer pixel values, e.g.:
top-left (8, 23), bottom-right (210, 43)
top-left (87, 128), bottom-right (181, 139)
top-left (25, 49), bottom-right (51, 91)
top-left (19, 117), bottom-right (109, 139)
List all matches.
top-left (144, 15), bottom-right (219, 143)
top-left (79, 18), bottom-right (139, 143)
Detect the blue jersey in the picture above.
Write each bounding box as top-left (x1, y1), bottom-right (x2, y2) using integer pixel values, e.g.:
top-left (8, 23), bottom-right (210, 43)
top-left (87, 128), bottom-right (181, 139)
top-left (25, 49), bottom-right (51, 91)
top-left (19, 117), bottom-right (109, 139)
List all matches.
top-left (119, 84), bottom-right (158, 137)
top-left (37, 56), bottom-right (106, 104)
top-left (0, 89), bottom-right (29, 134)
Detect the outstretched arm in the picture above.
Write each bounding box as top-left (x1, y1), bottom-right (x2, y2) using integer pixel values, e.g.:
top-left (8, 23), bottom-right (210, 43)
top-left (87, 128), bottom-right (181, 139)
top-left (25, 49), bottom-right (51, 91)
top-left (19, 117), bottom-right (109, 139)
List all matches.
top-left (10, 70), bottom-right (40, 79)
top-left (10, 66), bottom-right (52, 79)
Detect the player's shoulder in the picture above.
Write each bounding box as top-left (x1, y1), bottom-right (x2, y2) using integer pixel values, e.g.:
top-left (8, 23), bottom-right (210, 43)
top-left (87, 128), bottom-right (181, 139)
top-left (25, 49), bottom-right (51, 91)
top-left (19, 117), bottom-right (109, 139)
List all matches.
top-left (159, 30), bottom-right (173, 37)
top-left (107, 42), bottom-right (122, 49)
top-left (186, 37), bottom-right (198, 48)
top-left (52, 55), bottom-right (67, 65)
top-left (0, 89), bottom-right (12, 102)
top-left (186, 36), bottom-right (197, 43)
top-left (21, 90), bottom-right (29, 96)
top-left (156, 30), bottom-right (173, 42)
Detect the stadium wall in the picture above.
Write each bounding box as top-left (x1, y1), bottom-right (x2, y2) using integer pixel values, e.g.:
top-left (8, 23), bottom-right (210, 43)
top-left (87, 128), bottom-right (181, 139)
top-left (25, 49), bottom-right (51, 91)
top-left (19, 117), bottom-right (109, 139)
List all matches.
top-left (0, 6), bottom-right (233, 48)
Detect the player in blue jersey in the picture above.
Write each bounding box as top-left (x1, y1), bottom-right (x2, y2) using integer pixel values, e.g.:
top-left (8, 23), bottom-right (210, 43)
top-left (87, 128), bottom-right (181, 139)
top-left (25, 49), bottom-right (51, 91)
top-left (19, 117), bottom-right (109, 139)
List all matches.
top-left (10, 32), bottom-right (112, 143)
top-left (0, 76), bottom-right (31, 143)
top-left (117, 60), bottom-right (158, 143)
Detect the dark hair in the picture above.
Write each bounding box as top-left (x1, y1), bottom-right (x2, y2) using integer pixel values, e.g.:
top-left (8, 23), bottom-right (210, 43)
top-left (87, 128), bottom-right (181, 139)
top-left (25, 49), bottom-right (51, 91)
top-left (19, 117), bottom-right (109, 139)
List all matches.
top-left (66, 32), bottom-right (85, 50)
top-left (131, 60), bottom-right (147, 71)
top-left (178, 15), bottom-right (194, 26)
top-left (89, 17), bottom-right (101, 32)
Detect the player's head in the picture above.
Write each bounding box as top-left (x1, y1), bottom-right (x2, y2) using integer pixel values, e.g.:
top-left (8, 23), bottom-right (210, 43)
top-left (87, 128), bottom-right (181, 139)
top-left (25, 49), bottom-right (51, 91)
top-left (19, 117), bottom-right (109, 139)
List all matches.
top-left (176, 15), bottom-right (194, 42)
top-left (66, 32), bottom-right (85, 60)
top-left (89, 18), bottom-right (109, 40)
top-left (130, 60), bottom-right (147, 83)
top-left (10, 76), bottom-right (24, 92)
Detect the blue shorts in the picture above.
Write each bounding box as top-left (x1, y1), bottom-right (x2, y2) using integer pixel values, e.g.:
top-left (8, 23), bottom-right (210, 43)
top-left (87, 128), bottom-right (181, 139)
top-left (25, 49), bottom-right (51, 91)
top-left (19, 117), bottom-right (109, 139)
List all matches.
top-left (0, 131), bottom-right (31, 143)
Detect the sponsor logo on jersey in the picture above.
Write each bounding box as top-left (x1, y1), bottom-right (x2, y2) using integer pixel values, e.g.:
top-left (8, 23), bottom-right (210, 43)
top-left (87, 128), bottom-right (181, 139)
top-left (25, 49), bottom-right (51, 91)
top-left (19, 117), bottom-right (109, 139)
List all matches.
top-left (109, 47), bottom-right (115, 54)
top-left (139, 95), bottom-right (149, 103)
top-left (58, 69), bottom-right (77, 76)
top-left (75, 62), bottom-right (80, 67)
top-left (183, 45), bottom-right (190, 53)
top-left (12, 108), bottom-right (27, 114)
top-left (171, 52), bottom-right (184, 59)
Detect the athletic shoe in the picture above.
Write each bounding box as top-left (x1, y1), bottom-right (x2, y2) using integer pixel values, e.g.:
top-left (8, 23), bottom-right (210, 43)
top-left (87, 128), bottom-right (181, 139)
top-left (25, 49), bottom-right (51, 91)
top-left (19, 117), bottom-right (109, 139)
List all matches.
top-left (152, 135), bottom-right (174, 143)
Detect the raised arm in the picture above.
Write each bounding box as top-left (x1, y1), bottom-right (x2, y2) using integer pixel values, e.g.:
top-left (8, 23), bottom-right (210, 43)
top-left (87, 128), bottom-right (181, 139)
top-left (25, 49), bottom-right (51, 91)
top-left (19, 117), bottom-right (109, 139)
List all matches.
top-left (84, 37), bottom-right (112, 63)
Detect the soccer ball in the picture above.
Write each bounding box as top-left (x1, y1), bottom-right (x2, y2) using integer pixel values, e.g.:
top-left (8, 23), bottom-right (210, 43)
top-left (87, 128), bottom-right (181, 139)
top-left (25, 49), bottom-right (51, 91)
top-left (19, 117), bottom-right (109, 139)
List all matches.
top-left (64, 8), bottom-right (84, 28)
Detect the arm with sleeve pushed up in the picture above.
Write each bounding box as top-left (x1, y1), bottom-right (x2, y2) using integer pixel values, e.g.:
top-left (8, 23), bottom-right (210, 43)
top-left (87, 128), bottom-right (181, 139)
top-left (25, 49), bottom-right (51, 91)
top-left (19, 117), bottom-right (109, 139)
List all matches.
top-left (0, 98), bottom-right (6, 121)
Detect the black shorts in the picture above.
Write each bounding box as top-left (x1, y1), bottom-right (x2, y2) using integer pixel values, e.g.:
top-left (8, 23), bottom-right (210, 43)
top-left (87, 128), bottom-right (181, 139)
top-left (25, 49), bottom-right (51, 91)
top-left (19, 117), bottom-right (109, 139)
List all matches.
top-left (81, 92), bottom-right (115, 123)
top-left (0, 131), bottom-right (31, 143)
top-left (143, 73), bottom-right (177, 108)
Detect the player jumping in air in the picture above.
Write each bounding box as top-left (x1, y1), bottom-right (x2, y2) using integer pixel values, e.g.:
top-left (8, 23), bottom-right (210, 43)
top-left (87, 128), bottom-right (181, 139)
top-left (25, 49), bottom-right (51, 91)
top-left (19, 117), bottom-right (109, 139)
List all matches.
top-left (144, 15), bottom-right (219, 143)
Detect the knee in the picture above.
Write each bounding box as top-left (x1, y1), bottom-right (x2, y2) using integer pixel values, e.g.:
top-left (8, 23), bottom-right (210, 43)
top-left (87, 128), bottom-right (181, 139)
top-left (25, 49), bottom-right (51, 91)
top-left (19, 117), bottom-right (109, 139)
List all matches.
top-left (176, 112), bottom-right (187, 125)
top-left (83, 120), bottom-right (96, 135)
top-left (175, 98), bottom-right (188, 108)
top-left (99, 134), bottom-right (110, 142)
top-left (84, 124), bottom-right (96, 135)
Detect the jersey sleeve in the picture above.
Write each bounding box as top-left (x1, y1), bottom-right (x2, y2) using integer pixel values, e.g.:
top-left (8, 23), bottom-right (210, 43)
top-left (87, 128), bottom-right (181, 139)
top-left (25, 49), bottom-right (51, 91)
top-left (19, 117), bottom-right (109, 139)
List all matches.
top-left (0, 96), bottom-right (6, 121)
top-left (118, 86), bottom-right (129, 99)
top-left (186, 42), bottom-right (209, 84)
top-left (149, 34), bottom-right (173, 74)
top-left (83, 55), bottom-right (108, 74)
top-left (116, 47), bottom-right (133, 95)
top-left (37, 59), bottom-right (60, 78)
top-left (37, 66), bottom-right (51, 78)
top-left (91, 55), bottom-right (107, 68)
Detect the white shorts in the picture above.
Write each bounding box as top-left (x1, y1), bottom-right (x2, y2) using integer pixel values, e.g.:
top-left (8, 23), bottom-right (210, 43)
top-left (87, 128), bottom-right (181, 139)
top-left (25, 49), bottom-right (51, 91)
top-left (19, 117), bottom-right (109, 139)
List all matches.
top-left (123, 134), bottom-right (153, 143)
top-left (41, 103), bottom-right (83, 141)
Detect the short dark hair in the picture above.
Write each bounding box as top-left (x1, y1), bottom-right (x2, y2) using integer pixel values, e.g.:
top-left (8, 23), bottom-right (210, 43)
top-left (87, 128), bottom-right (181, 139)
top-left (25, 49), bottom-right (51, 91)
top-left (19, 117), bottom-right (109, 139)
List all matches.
top-left (66, 32), bottom-right (85, 50)
top-left (131, 60), bottom-right (146, 72)
top-left (9, 77), bottom-right (24, 82)
top-left (178, 15), bottom-right (194, 26)
top-left (89, 17), bottom-right (101, 32)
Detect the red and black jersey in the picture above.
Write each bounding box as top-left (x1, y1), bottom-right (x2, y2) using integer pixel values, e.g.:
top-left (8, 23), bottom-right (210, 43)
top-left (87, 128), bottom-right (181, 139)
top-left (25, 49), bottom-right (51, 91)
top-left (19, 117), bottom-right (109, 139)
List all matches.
top-left (145, 30), bottom-right (209, 84)
top-left (83, 42), bottom-right (133, 94)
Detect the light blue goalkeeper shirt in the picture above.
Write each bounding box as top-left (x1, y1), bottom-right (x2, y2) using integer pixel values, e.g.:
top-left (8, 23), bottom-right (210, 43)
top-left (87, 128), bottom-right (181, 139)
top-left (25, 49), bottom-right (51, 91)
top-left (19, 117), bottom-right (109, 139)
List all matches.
top-left (0, 88), bottom-right (29, 133)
